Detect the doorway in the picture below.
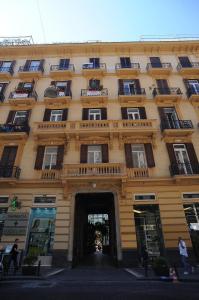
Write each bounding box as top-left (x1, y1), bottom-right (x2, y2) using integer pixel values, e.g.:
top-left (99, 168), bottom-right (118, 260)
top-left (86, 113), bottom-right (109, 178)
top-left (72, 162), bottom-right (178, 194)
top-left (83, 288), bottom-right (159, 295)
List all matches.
top-left (73, 193), bottom-right (117, 267)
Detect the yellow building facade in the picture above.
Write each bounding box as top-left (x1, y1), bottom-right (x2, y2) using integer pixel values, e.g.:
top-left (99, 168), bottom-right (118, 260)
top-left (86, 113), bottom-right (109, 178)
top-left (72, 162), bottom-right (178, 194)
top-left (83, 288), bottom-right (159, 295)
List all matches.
top-left (0, 40), bottom-right (199, 267)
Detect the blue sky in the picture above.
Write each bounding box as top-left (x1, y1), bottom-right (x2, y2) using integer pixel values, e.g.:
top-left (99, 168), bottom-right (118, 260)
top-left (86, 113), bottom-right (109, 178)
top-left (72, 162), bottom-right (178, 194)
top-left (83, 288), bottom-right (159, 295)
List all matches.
top-left (1, 0), bottom-right (199, 43)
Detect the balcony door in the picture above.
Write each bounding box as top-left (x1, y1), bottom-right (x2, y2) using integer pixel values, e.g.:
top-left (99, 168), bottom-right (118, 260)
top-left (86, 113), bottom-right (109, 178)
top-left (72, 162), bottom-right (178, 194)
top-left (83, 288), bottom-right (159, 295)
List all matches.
top-left (131, 144), bottom-right (147, 168)
top-left (188, 80), bottom-right (199, 95)
top-left (120, 57), bottom-right (131, 68)
top-left (179, 56), bottom-right (192, 68)
top-left (29, 60), bottom-right (40, 71)
top-left (156, 79), bottom-right (170, 94)
top-left (123, 80), bottom-right (135, 95)
top-left (163, 107), bottom-right (179, 129)
top-left (0, 146), bottom-right (18, 177)
top-left (150, 57), bottom-right (162, 68)
top-left (87, 145), bottom-right (102, 163)
top-left (173, 144), bottom-right (192, 174)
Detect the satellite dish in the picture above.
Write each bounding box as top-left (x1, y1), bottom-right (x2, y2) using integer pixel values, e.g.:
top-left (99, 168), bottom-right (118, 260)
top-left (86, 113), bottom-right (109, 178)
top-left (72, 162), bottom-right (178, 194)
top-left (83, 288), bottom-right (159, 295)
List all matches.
top-left (44, 85), bottom-right (58, 98)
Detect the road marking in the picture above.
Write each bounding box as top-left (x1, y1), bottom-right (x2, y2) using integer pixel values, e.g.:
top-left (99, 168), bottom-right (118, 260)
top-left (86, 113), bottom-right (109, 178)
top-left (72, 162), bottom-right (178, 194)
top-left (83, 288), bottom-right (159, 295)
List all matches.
top-left (125, 268), bottom-right (143, 278)
top-left (44, 268), bottom-right (65, 278)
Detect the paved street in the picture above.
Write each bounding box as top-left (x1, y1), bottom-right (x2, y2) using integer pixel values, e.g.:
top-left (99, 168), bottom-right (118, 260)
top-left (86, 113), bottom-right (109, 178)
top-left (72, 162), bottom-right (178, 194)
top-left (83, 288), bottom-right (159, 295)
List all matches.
top-left (1, 267), bottom-right (199, 300)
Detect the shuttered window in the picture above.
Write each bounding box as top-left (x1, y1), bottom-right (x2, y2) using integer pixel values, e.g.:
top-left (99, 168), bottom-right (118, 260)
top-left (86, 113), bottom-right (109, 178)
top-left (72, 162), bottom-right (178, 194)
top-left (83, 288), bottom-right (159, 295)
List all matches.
top-left (80, 144), bottom-right (108, 163)
top-left (124, 143), bottom-right (155, 168)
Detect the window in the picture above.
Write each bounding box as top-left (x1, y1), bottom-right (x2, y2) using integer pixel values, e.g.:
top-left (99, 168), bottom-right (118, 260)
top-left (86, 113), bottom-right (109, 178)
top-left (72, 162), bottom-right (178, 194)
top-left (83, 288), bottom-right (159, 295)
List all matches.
top-left (131, 144), bottom-right (147, 168)
top-left (42, 147), bottom-right (58, 170)
top-left (34, 195), bottom-right (56, 204)
top-left (183, 193), bottom-right (199, 200)
top-left (55, 81), bottom-right (67, 96)
top-left (0, 196), bottom-right (9, 204)
top-left (173, 144), bottom-right (192, 174)
top-left (123, 80), bottom-right (135, 95)
top-left (13, 111), bottom-right (28, 125)
top-left (163, 107), bottom-right (179, 129)
top-left (134, 194), bottom-right (156, 201)
top-left (50, 110), bottom-right (63, 122)
top-left (89, 109), bottom-right (101, 120)
top-left (120, 57), bottom-right (131, 68)
top-left (29, 60), bottom-right (40, 71)
top-left (87, 145), bottom-right (102, 163)
top-left (187, 80), bottom-right (199, 95)
top-left (1, 61), bottom-right (11, 72)
top-left (127, 108), bottom-right (140, 120)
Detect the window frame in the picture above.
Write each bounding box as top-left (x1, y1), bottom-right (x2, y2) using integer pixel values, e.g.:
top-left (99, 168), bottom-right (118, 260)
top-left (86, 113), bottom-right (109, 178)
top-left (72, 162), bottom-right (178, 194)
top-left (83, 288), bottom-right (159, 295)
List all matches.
top-left (42, 146), bottom-right (58, 170)
top-left (88, 108), bottom-right (101, 120)
top-left (50, 110), bottom-right (63, 122)
top-left (131, 144), bottom-right (147, 168)
top-left (87, 145), bottom-right (102, 163)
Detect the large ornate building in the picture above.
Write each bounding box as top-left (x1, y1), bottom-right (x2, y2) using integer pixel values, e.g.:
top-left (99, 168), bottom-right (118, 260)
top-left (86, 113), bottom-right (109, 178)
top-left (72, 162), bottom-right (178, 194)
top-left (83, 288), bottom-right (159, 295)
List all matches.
top-left (0, 40), bottom-right (199, 266)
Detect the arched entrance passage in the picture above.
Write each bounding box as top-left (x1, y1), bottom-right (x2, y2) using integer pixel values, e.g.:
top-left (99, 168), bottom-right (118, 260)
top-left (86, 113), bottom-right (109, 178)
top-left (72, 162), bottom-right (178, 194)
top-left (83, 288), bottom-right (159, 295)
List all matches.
top-left (73, 192), bottom-right (117, 267)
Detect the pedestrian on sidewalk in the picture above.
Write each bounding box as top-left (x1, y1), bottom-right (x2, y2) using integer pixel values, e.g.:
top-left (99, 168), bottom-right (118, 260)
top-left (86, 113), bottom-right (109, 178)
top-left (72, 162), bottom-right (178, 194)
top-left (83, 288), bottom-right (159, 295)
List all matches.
top-left (178, 237), bottom-right (190, 275)
top-left (8, 238), bottom-right (19, 275)
top-left (142, 247), bottom-right (149, 277)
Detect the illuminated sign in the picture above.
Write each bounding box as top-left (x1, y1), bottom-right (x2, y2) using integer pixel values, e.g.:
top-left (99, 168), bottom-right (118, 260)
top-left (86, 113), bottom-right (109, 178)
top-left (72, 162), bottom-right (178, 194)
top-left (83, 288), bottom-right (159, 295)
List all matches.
top-left (0, 36), bottom-right (34, 46)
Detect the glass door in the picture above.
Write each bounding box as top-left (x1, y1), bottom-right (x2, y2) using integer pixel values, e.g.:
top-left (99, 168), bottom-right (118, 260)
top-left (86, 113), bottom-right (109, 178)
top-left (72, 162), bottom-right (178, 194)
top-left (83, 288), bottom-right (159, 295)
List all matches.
top-left (173, 144), bottom-right (192, 174)
top-left (163, 108), bottom-right (180, 129)
top-left (188, 80), bottom-right (199, 95)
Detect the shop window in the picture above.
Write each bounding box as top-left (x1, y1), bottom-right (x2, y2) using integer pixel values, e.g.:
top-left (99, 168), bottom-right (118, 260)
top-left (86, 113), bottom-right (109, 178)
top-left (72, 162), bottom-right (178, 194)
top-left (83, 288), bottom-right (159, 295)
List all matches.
top-left (34, 195), bottom-right (56, 204)
top-left (134, 194), bottom-right (156, 201)
top-left (27, 208), bottom-right (56, 256)
top-left (0, 196), bottom-right (9, 204)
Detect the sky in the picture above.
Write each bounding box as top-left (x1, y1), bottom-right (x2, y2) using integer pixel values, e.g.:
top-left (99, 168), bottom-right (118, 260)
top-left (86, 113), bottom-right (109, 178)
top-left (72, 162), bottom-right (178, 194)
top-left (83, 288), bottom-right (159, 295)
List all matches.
top-left (1, 0), bottom-right (199, 44)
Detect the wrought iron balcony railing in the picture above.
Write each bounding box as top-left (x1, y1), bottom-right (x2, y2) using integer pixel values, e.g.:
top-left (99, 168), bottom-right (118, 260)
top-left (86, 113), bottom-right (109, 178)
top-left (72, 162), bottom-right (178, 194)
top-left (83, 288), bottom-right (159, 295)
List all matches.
top-left (146, 63), bottom-right (172, 70)
top-left (18, 65), bottom-right (44, 72)
top-left (169, 162), bottom-right (199, 176)
top-left (152, 87), bottom-right (182, 97)
top-left (177, 62), bottom-right (199, 70)
top-left (9, 90), bottom-right (38, 100)
top-left (160, 119), bottom-right (193, 131)
top-left (0, 165), bottom-right (21, 178)
top-left (81, 88), bottom-right (108, 97)
top-left (50, 64), bottom-right (75, 71)
top-left (115, 63), bottom-right (140, 69)
top-left (0, 123), bottom-right (30, 134)
top-left (82, 63), bottom-right (106, 70)
top-left (118, 88), bottom-right (146, 96)
top-left (0, 65), bottom-right (14, 75)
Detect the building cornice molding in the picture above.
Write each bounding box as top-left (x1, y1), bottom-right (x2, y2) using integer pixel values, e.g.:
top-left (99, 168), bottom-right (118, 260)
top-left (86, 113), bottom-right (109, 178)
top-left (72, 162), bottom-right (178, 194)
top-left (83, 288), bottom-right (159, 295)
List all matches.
top-left (0, 40), bottom-right (199, 58)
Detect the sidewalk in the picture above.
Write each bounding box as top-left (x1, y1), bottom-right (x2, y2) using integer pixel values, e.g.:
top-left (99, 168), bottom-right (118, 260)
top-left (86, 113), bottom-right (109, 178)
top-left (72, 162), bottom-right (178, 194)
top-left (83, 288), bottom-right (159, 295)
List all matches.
top-left (125, 266), bottom-right (199, 282)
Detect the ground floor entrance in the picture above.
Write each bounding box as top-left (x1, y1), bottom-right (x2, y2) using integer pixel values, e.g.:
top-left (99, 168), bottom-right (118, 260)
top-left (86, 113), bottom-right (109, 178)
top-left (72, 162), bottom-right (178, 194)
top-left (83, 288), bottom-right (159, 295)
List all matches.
top-left (73, 193), bottom-right (117, 267)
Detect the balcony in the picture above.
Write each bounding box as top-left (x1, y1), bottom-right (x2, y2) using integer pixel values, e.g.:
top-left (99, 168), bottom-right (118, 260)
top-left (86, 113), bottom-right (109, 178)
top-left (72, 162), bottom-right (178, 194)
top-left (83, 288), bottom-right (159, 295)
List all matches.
top-left (170, 163), bottom-right (199, 177)
top-left (34, 119), bottom-right (157, 140)
top-left (152, 88), bottom-right (182, 103)
top-left (115, 63), bottom-right (140, 76)
top-left (39, 169), bottom-right (61, 180)
top-left (0, 123), bottom-right (30, 140)
top-left (177, 62), bottom-right (199, 76)
top-left (0, 66), bottom-right (14, 79)
top-left (44, 89), bottom-right (72, 105)
top-left (127, 167), bottom-right (149, 179)
top-left (118, 89), bottom-right (146, 104)
top-left (8, 90), bottom-right (37, 106)
top-left (187, 89), bottom-right (199, 104)
top-left (82, 63), bottom-right (106, 76)
top-left (0, 166), bottom-right (21, 179)
top-left (146, 63), bottom-right (172, 76)
top-left (160, 119), bottom-right (194, 137)
top-left (50, 64), bottom-right (75, 78)
top-left (62, 163), bottom-right (125, 180)
top-left (81, 88), bottom-right (108, 105)
top-left (18, 65), bottom-right (43, 79)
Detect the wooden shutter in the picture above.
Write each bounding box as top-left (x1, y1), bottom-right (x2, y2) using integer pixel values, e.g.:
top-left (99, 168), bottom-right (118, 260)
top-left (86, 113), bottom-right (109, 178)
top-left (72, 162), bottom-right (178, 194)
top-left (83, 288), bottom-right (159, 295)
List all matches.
top-left (0, 146), bottom-right (18, 166)
top-left (66, 80), bottom-right (71, 96)
top-left (134, 79), bottom-right (141, 94)
top-left (101, 108), bottom-right (107, 120)
top-left (24, 60), bottom-right (31, 71)
top-left (139, 107), bottom-right (147, 119)
top-left (185, 143), bottom-right (199, 174)
top-left (158, 107), bottom-right (165, 120)
top-left (166, 143), bottom-right (176, 164)
top-left (43, 109), bottom-right (51, 121)
top-left (56, 145), bottom-right (64, 169)
top-left (179, 57), bottom-right (191, 67)
top-left (10, 60), bottom-right (16, 74)
top-left (156, 79), bottom-right (169, 94)
top-left (121, 107), bottom-right (128, 119)
top-left (0, 61), bottom-right (2, 67)
top-left (144, 144), bottom-right (155, 167)
top-left (0, 83), bottom-right (8, 94)
top-left (102, 144), bottom-right (109, 163)
top-left (124, 144), bottom-right (133, 168)
top-left (39, 59), bottom-right (45, 71)
top-left (6, 111), bottom-right (16, 124)
top-left (59, 59), bottom-right (69, 69)
top-left (25, 110), bottom-right (31, 123)
top-left (62, 109), bottom-right (68, 121)
top-left (150, 57), bottom-right (162, 68)
top-left (82, 108), bottom-right (89, 120)
top-left (34, 146), bottom-right (45, 170)
top-left (118, 79), bottom-right (124, 95)
top-left (80, 145), bottom-right (88, 163)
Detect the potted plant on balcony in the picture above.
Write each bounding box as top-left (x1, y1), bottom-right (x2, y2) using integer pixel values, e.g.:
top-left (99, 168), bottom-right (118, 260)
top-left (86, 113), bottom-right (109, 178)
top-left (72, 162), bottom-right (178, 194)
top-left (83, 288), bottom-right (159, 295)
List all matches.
top-left (152, 256), bottom-right (170, 277)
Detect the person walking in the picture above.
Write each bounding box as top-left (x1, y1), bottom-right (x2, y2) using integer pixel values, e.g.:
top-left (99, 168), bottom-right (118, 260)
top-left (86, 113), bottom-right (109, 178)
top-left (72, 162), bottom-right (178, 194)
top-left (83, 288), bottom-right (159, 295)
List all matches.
top-left (178, 237), bottom-right (190, 275)
top-left (8, 239), bottom-right (19, 275)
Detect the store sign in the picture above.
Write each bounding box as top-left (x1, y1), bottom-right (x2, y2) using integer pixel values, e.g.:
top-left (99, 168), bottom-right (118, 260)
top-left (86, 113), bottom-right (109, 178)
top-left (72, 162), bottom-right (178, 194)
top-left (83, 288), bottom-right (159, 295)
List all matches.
top-left (3, 212), bottom-right (29, 236)
top-left (0, 36), bottom-right (33, 47)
